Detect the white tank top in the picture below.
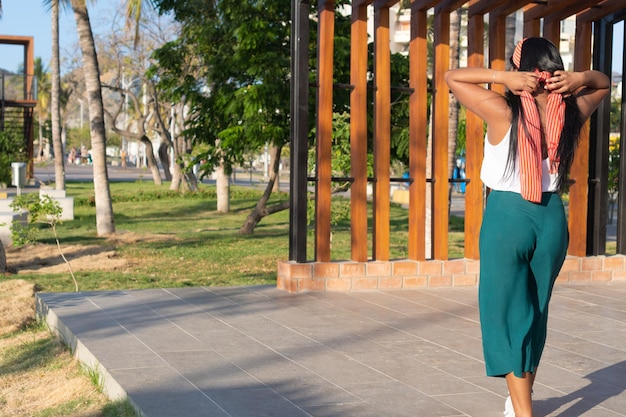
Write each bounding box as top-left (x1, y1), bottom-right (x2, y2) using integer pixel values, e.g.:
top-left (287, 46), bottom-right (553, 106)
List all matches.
top-left (480, 126), bottom-right (558, 194)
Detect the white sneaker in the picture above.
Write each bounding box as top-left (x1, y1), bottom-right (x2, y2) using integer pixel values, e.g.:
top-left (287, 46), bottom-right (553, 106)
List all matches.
top-left (504, 391), bottom-right (532, 417)
top-left (503, 395), bottom-right (515, 417)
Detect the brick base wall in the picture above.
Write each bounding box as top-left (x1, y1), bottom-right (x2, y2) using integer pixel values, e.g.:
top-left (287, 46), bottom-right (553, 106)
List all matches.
top-left (277, 255), bottom-right (626, 292)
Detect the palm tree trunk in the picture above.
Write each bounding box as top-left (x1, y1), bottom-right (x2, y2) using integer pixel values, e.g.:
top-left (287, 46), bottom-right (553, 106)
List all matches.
top-left (71, 0), bottom-right (115, 235)
top-left (51, 0), bottom-right (65, 190)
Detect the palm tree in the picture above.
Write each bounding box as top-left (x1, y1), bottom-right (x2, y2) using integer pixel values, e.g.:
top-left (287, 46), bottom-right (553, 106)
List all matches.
top-left (50, 0), bottom-right (65, 190)
top-left (69, 0), bottom-right (115, 235)
top-left (33, 57), bottom-right (51, 160)
top-left (125, 0), bottom-right (155, 49)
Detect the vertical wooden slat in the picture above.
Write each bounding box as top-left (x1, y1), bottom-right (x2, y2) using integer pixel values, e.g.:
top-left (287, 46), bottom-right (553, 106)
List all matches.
top-left (373, 6), bottom-right (391, 261)
top-left (464, 13), bottom-right (485, 260)
top-left (489, 14), bottom-right (507, 95)
top-left (523, 18), bottom-right (541, 38)
top-left (568, 19), bottom-right (592, 256)
top-left (542, 19), bottom-right (561, 46)
top-left (408, 6), bottom-right (428, 260)
top-left (315, 0), bottom-right (335, 262)
top-left (432, 11), bottom-right (450, 260)
top-left (350, 3), bottom-right (369, 262)
top-left (25, 38), bottom-right (35, 100)
top-left (25, 37), bottom-right (35, 179)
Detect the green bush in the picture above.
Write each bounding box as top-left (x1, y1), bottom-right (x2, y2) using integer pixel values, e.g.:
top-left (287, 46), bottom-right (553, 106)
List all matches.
top-left (0, 130), bottom-right (27, 186)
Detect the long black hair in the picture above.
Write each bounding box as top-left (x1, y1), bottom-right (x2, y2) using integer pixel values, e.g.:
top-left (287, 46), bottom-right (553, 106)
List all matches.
top-left (505, 37), bottom-right (583, 194)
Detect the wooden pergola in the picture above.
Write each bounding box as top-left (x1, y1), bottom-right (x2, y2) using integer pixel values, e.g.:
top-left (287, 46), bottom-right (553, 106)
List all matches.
top-left (280, 0), bottom-right (626, 292)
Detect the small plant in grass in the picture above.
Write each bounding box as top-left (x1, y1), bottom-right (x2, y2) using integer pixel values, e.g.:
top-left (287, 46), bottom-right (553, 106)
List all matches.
top-left (81, 363), bottom-right (104, 392)
top-left (10, 194), bottom-right (79, 292)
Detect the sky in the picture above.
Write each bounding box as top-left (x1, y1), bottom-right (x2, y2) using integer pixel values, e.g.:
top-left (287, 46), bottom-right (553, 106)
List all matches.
top-left (0, 1), bottom-right (123, 74)
top-left (0, 2), bottom-right (623, 76)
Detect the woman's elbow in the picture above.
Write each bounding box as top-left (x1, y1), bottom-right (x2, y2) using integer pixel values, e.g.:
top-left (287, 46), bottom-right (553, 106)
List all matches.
top-left (444, 70), bottom-right (456, 87)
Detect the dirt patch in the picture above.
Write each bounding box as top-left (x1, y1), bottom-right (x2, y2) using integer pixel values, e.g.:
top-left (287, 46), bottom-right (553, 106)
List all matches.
top-left (4, 231), bottom-right (173, 275)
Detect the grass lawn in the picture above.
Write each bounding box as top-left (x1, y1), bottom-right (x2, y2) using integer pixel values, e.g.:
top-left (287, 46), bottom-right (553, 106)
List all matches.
top-left (3, 180), bottom-right (465, 293)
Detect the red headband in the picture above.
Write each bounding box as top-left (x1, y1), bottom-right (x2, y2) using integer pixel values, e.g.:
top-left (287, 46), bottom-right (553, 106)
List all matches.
top-left (512, 38), bottom-right (526, 69)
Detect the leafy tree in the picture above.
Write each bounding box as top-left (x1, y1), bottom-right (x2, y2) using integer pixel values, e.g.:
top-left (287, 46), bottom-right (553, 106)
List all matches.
top-left (33, 57), bottom-right (51, 159)
top-left (0, 130), bottom-right (26, 186)
top-left (98, 2), bottom-right (180, 187)
top-left (151, 0), bottom-right (292, 231)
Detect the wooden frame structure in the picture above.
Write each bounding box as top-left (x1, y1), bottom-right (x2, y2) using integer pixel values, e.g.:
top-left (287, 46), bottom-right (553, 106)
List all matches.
top-left (280, 0), bottom-right (625, 292)
top-left (0, 35), bottom-right (37, 180)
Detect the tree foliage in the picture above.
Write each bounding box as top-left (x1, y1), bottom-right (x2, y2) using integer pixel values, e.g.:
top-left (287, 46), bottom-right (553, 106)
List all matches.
top-left (151, 0), bottom-right (291, 175)
top-left (0, 130), bottom-right (26, 186)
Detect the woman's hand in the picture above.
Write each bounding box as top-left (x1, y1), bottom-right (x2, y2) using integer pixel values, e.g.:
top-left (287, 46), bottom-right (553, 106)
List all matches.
top-left (544, 70), bottom-right (584, 97)
top-left (504, 71), bottom-right (541, 95)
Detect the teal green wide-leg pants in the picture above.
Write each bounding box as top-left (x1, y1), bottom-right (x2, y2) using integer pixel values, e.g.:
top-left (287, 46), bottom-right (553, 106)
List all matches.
top-left (479, 191), bottom-right (568, 378)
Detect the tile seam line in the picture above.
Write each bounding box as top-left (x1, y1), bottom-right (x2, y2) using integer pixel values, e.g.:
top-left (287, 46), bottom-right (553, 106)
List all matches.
top-left (196, 287), bottom-right (480, 417)
top-left (83, 291), bottom-right (234, 417)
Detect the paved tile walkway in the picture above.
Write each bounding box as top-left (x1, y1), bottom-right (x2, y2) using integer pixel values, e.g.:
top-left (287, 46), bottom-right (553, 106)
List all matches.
top-left (36, 282), bottom-right (626, 417)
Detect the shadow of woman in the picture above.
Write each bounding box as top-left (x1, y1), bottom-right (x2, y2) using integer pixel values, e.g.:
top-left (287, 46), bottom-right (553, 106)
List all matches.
top-left (533, 360), bottom-right (626, 416)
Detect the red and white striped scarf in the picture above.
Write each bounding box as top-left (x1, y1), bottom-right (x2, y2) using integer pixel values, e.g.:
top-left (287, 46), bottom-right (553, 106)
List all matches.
top-left (512, 38), bottom-right (565, 203)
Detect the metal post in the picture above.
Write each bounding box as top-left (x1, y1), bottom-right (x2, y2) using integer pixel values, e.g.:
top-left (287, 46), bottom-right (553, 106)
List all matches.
top-left (289, 0), bottom-right (310, 262)
top-left (616, 15), bottom-right (626, 254)
top-left (587, 17), bottom-right (612, 255)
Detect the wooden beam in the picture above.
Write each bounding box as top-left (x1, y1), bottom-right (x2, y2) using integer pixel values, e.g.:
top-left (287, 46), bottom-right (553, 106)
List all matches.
top-left (577, 0), bottom-right (625, 23)
top-left (524, 0), bottom-right (573, 21)
top-left (373, 6), bottom-right (392, 261)
top-left (374, 0), bottom-right (400, 10)
top-left (490, 0), bottom-right (535, 18)
top-left (408, 8), bottom-right (429, 260)
top-left (567, 18), bottom-right (593, 257)
top-left (432, 10), bottom-right (450, 260)
top-left (350, 3), bottom-right (369, 262)
top-left (464, 13), bottom-right (485, 260)
top-left (315, 0), bottom-right (335, 262)
top-left (0, 34), bottom-right (34, 46)
top-left (352, 0), bottom-right (374, 8)
top-left (434, 0), bottom-right (468, 13)
top-left (468, 0), bottom-right (503, 17)
top-left (411, 0), bottom-right (438, 13)
top-left (536, 0), bottom-right (601, 23)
